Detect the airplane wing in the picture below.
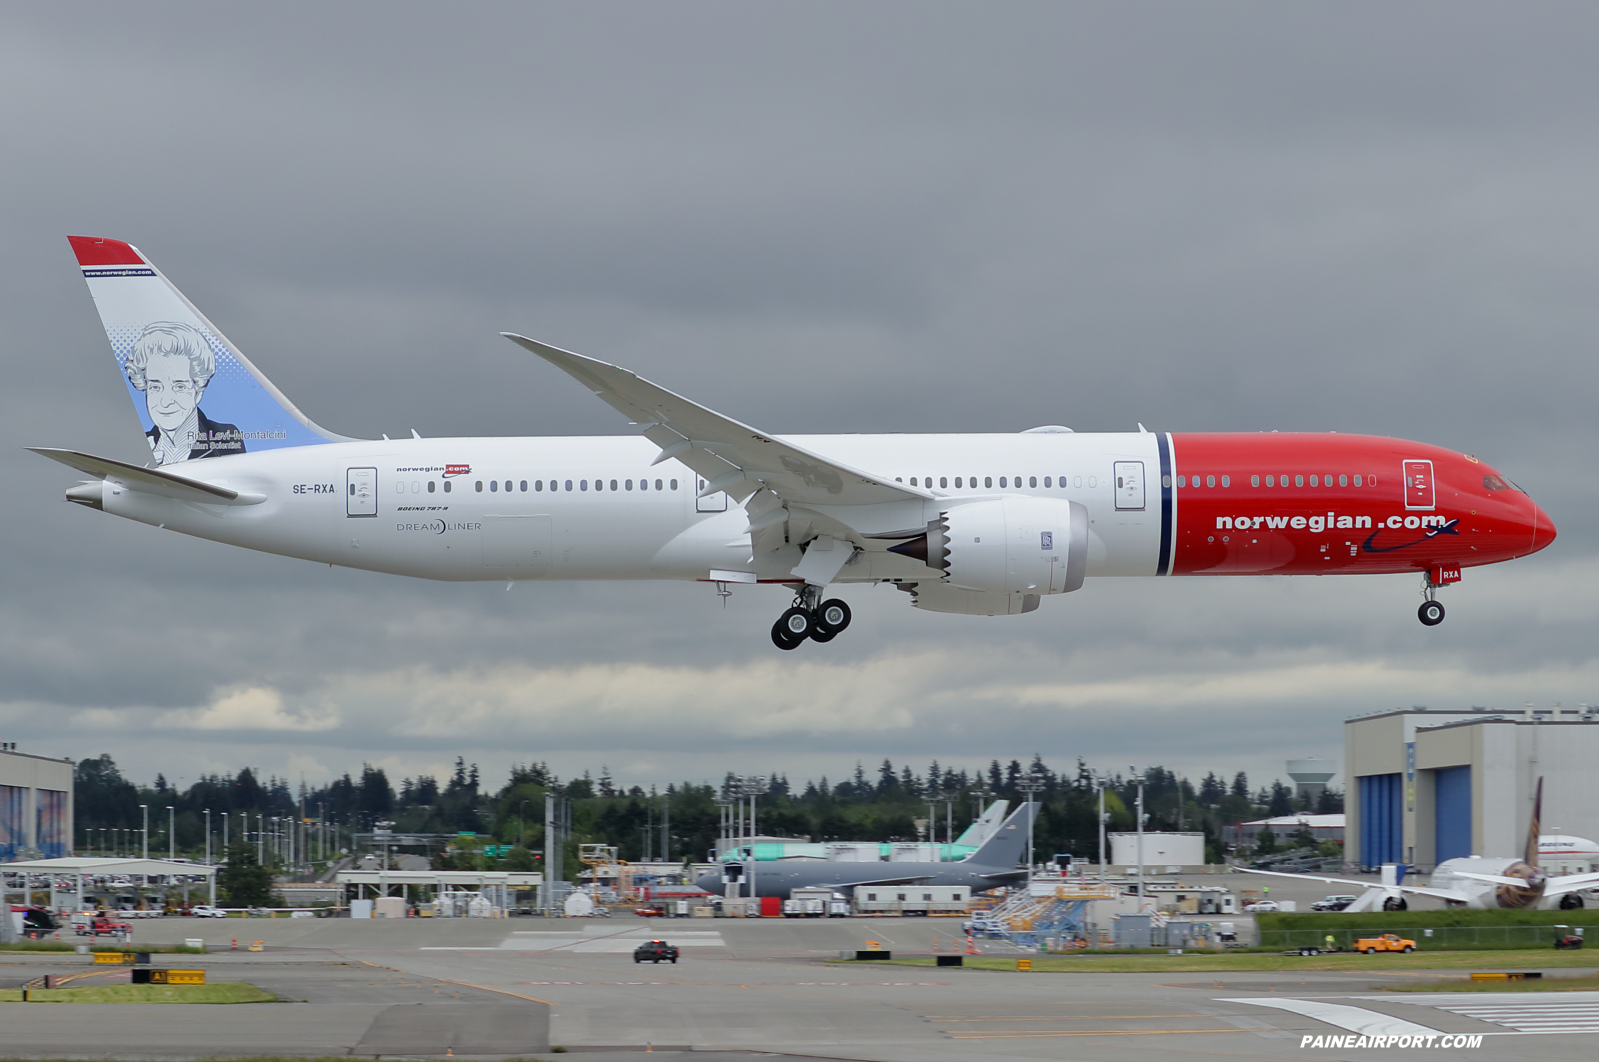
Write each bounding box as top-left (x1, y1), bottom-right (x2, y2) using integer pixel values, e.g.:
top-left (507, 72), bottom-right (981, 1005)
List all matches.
top-left (1448, 870), bottom-right (1543, 888)
top-left (502, 335), bottom-right (932, 509)
top-left (1543, 871), bottom-right (1599, 901)
top-left (1234, 867), bottom-right (1469, 903)
top-left (28, 448), bottom-right (264, 506)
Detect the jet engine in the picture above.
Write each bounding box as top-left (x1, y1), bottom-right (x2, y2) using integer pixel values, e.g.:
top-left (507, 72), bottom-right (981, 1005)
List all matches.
top-left (889, 496), bottom-right (1087, 596)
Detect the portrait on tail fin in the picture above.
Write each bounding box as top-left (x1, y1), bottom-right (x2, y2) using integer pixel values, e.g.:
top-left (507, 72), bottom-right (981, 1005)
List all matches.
top-left (124, 322), bottom-right (244, 465)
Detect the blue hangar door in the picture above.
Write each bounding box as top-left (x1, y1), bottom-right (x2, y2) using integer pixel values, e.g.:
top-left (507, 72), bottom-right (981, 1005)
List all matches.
top-left (1434, 766), bottom-right (1472, 863)
top-left (1359, 774), bottom-right (1402, 867)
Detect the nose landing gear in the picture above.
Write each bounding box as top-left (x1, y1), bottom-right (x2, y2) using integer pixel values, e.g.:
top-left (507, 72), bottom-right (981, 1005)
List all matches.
top-left (1417, 570), bottom-right (1449, 626)
top-left (770, 587), bottom-right (853, 650)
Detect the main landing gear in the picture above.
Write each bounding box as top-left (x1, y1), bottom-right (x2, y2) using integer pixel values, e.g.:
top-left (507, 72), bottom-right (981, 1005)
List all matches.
top-left (1418, 573), bottom-right (1446, 627)
top-left (771, 586), bottom-right (852, 650)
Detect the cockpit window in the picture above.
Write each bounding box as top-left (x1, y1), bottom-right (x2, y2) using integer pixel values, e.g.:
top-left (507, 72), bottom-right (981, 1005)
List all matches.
top-left (1483, 475), bottom-right (1511, 492)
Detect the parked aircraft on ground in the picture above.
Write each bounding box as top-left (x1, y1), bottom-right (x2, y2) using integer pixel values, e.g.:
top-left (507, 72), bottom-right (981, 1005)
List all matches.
top-left (1241, 780), bottom-right (1599, 910)
top-left (695, 801), bottom-right (1037, 898)
top-left (39, 237), bottom-right (1556, 647)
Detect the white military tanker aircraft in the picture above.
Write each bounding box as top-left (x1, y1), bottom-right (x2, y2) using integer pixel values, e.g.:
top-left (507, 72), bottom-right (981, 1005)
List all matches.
top-left (39, 237), bottom-right (1554, 647)
top-left (1242, 780), bottom-right (1599, 911)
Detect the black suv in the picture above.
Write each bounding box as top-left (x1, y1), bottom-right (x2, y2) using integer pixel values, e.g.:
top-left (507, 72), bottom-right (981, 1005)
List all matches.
top-left (633, 939), bottom-right (680, 964)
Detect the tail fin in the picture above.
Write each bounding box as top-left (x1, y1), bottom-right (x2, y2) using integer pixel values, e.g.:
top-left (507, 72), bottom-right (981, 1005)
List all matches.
top-left (1524, 776), bottom-right (1543, 869)
top-left (965, 800), bottom-right (1036, 868)
top-left (67, 236), bottom-right (348, 466)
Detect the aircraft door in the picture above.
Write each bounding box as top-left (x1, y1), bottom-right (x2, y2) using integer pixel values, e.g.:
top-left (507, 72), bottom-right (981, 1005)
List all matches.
top-left (346, 467), bottom-right (377, 517)
top-left (1113, 461), bottom-right (1145, 510)
top-left (695, 475), bottom-right (728, 513)
top-left (1402, 460), bottom-right (1435, 510)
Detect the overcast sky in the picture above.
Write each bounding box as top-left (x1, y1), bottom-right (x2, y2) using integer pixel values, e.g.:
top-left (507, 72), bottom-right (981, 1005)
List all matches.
top-left (2, 3), bottom-right (1595, 798)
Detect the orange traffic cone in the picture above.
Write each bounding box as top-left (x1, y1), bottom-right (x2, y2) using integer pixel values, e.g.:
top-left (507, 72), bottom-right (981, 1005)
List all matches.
top-left (965, 933), bottom-right (978, 956)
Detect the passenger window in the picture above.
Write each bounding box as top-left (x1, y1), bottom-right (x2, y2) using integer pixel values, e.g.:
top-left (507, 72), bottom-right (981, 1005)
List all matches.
top-left (1206, 475), bottom-right (1215, 488)
top-left (520, 480), bottom-right (527, 492)
top-left (428, 481), bottom-right (436, 493)
top-left (1265, 475), bottom-right (1273, 486)
top-left (444, 481), bottom-right (452, 493)
top-left (669, 479), bottom-right (677, 490)
top-left (1177, 475), bottom-right (1185, 487)
top-left (1294, 475), bottom-right (1304, 487)
top-left (895, 477), bottom-right (903, 483)
top-left (910, 477), bottom-right (918, 486)
top-left (1221, 475), bottom-right (1229, 487)
top-left (1029, 476), bottom-right (1037, 487)
top-left (1338, 475), bottom-right (1347, 487)
top-left (985, 477), bottom-right (993, 488)
top-left (954, 477), bottom-right (962, 488)
top-left (565, 480), bottom-right (573, 491)
top-left (1088, 475), bottom-right (1096, 488)
top-left (490, 480), bottom-right (498, 492)
top-left (999, 477), bottom-right (1007, 488)
top-left (1251, 475), bottom-right (1259, 487)
top-left (1043, 476), bottom-right (1051, 487)
top-left (1308, 476), bottom-right (1317, 487)
top-left (1369, 475), bottom-right (1376, 486)
top-left (1483, 474), bottom-right (1511, 491)
top-left (1074, 476), bottom-right (1083, 488)
top-left (940, 477), bottom-right (948, 488)
top-left (535, 480), bottom-right (543, 492)
top-left (1353, 474), bottom-right (1362, 486)
top-left (625, 479), bottom-right (633, 490)
top-left (475, 481), bottom-right (483, 492)
top-left (611, 479), bottom-right (618, 491)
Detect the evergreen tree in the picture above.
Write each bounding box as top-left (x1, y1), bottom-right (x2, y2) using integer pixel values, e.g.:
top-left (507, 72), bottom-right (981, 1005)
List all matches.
top-left (1231, 772), bottom-right (1249, 799)
top-left (218, 843), bottom-right (277, 907)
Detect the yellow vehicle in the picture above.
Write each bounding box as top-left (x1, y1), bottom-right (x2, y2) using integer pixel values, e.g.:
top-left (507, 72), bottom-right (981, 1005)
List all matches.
top-left (1354, 933), bottom-right (1416, 954)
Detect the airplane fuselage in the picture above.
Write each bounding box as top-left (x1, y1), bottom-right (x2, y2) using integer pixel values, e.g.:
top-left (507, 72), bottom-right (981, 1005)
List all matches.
top-left (72, 431), bottom-right (1551, 590)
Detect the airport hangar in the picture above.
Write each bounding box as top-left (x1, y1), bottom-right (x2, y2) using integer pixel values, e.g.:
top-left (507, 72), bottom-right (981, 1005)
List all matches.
top-left (1346, 704), bottom-right (1599, 873)
top-left (0, 745), bottom-right (73, 860)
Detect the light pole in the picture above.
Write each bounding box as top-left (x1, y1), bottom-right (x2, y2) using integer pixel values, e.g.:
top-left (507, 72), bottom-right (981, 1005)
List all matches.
top-left (736, 776), bottom-right (767, 902)
top-left (1017, 775), bottom-right (1044, 882)
top-left (1095, 772), bottom-right (1108, 880)
top-left (140, 804), bottom-right (148, 860)
top-left (167, 806), bottom-right (175, 860)
top-left (1130, 766), bottom-right (1146, 899)
top-left (204, 809), bottom-right (211, 866)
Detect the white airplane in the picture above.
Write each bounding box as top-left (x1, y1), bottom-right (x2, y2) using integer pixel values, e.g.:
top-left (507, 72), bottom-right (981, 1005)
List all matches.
top-left (1241, 779), bottom-right (1599, 911)
top-left (39, 237), bottom-right (1555, 648)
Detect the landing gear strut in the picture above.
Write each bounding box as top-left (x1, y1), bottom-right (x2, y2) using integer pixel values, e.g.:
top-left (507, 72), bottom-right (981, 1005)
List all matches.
top-left (770, 586), bottom-right (852, 650)
top-left (1418, 574), bottom-right (1446, 627)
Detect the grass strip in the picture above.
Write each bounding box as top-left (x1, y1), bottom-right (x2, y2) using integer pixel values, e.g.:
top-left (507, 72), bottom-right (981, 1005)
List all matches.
top-left (0, 942), bottom-right (207, 953)
top-left (0, 982), bottom-right (275, 1004)
top-left (1374, 975), bottom-right (1599, 993)
top-left (833, 950), bottom-right (1599, 973)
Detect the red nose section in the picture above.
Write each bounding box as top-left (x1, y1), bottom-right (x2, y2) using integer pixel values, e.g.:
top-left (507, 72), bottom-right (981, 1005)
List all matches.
top-left (1530, 503), bottom-right (1557, 555)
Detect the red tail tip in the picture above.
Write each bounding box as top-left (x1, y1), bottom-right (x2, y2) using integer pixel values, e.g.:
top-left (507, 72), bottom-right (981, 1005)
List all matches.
top-left (67, 236), bottom-right (145, 267)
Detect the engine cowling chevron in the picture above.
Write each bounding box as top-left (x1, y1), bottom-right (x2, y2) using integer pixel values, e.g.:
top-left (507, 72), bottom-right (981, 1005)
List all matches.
top-left (888, 496), bottom-right (1087, 595)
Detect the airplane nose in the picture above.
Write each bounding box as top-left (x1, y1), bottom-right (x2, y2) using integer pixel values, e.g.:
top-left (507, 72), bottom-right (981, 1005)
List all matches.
top-left (1529, 501), bottom-right (1557, 555)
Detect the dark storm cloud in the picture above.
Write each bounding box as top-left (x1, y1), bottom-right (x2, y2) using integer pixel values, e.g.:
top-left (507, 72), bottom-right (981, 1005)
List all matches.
top-left (1, 3), bottom-right (1595, 789)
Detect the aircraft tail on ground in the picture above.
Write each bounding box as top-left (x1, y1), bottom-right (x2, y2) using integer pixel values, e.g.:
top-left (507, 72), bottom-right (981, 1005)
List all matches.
top-left (1524, 777), bottom-right (1543, 869)
top-left (67, 236), bottom-right (348, 467)
top-left (965, 800), bottom-right (1036, 868)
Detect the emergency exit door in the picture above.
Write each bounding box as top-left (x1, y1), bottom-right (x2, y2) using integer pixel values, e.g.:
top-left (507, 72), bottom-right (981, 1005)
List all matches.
top-left (346, 467), bottom-right (377, 517)
top-left (1402, 460), bottom-right (1435, 510)
top-left (695, 476), bottom-right (728, 513)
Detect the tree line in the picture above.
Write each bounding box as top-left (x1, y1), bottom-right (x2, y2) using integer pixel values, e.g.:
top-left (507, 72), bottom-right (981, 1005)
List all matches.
top-left (72, 752), bottom-right (1340, 869)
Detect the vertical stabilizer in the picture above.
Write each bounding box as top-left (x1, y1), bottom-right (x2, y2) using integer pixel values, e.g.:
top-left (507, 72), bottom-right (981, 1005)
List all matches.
top-left (67, 236), bottom-right (349, 466)
top-left (965, 800), bottom-right (1036, 868)
top-left (953, 799), bottom-right (1010, 849)
top-left (1524, 777), bottom-right (1543, 869)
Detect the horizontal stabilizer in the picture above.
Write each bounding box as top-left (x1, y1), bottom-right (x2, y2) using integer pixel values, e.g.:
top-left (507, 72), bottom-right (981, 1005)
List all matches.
top-left (29, 448), bottom-right (264, 506)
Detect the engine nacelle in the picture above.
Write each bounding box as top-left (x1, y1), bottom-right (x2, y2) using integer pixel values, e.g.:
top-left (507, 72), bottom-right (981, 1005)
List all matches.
top-left (890, 496), bottom-right (1087, 595)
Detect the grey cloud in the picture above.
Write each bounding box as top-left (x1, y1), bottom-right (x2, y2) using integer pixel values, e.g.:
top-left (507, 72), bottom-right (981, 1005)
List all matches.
top-left (0, 2), bottom-right (1594, 791)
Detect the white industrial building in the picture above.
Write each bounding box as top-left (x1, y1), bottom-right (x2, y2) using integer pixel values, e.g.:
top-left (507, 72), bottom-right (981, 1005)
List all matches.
top-left (1108, 831), bottom-right (1205, 870)
top-left (1346, 705), bottom-right (1599, 872)
top-left (0, 747), bottom-right (74, 860)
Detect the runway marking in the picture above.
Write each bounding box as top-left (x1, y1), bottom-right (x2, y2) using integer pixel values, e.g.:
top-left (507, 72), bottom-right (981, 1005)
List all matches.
top-left (1220, 998), bottom-right (1440, 1037)
top-left (935, 1014), bottom-right (1209, 1022)
top-left (513, 980), bottom-right (949, 987)
top-left (1361, 992), bottom-right (1599, 1035)
top-left (945, 1028), bottom-right (1242, 1039)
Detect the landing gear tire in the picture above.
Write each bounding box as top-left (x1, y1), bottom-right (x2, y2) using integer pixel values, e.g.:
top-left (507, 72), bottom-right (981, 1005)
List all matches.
top-left (1418, 601), bottom-right (1445, 626)
top-left (809, 625), bottom-right (838, 643)
top-left (771, 619), bottom-right (804, 651)
top-left (815, 599), bottom-right (852, 637)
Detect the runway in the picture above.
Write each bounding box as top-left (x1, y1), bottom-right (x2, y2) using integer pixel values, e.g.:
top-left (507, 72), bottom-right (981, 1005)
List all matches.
top-left (1, 916), bottom-right (1595, 1060)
